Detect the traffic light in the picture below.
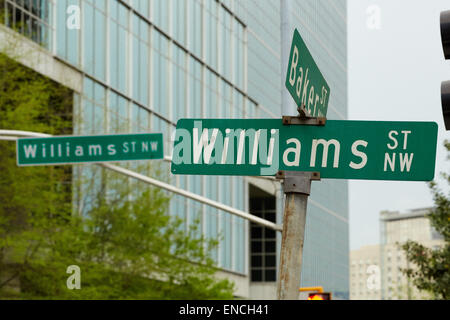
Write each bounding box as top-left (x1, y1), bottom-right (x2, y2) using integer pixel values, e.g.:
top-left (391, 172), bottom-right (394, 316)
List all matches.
top-left (307, 292), bottom-right (332, 300)
top-left (440, 10), bottom-right (450, 130)
top-left (442, 81), bottom-right (450, 130)
top-left (441, 11), bottom-right (450, 59)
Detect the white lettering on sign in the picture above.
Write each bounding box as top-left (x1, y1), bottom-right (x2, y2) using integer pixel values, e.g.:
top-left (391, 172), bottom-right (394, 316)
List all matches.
top-left (21, 141), bottom-right (155, 159)
top-left (287, 43), bottom-right (329, 117)
top-left (23, 144), bottom-right (37, 158)
top-left (193, 128), bottom-right (219, 164)
top-left (222, 129), bottom-right (231, 164)
top-left (384, 153), bottom-right (396, 172)
top-left (190, 123), bottom-right (278, 169)
top-left (296, 67), bottom-right (303, 98)
top-left (400, 153), bottom-right (414, 172)
top-left (89, 145), bottom-right (102, 156)
top-left (301, 68), bottom-right (310, 106)
top-left (283, 138), bottom-right (301, 167)
top-left (384, 130), bottom-right (414, 172)
top-left (267, 129), bottom-right (277, 166)
top-left (349, 140), bottom-right (368, 170)
top-left (289, 46), bottom-right (299, 87)
top-left (307, 86), bottom-right (315, 114)
top-left (310, 139), bottom-right (340, 168)
top-left (387, 130), bottom-right (398, 150)
top-left (401, 130), bottom-right (411, 149)
top-left (108, 144), bottom-right (116, 155)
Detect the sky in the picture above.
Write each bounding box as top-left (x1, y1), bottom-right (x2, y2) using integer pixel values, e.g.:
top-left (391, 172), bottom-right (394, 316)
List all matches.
top-left (348, 0), bottom-right (450, 250)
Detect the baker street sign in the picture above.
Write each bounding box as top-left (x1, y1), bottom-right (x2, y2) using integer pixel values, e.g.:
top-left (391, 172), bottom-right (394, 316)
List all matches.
top-left (286, 28), bottom-right (330, 117)
top-left (17, 133), bottom-right (163, 166)
top-left (171, 119), bottom-right (438, 181)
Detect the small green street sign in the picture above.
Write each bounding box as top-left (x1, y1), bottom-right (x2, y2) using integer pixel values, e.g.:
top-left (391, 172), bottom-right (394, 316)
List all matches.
top-left (171, 119), bottom-right (438, 181)
top-left (17, 133), bottom-right (164, 166)
top-left (285, 28), bottom-right (330, 117)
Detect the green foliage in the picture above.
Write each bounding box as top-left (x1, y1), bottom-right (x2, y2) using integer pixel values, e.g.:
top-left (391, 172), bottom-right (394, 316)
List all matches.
top-left (400, 141), bottom-right (450, 300)
top-left (5, 180), bottom-right (234, 300)
top-left (0, 52), bottom-right (234, 299)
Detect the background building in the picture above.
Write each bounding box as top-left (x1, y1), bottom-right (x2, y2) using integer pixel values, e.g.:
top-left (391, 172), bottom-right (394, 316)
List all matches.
top-left (0, 0), bottom-right (348, 299)
top-left (380, 208), bottom-right (445, 300)
top-left (350, 244), bottom-right (381, 300)
top-left (350, 207), bottom-right (445, 300)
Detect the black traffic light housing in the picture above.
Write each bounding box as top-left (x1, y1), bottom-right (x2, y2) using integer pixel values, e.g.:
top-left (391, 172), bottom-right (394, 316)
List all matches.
top-left (441, 11), bottom-right (450, 130)
top-left (442, 81), bottom-right (450, 130)
top-left (441, 11), bottom-right (450, 59)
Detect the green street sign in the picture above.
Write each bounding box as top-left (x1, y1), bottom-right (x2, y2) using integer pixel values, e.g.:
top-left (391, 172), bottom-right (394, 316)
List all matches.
top-left (171, 119), bottom-right (438, 181)
top-left (17, 133), bottom-right (164, 166)
top-left (285, 28), bottom-right (330, 117)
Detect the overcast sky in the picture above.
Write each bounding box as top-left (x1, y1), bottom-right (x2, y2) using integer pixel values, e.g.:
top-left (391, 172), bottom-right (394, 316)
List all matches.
top-left (348, 0), bottom-right (450, 250)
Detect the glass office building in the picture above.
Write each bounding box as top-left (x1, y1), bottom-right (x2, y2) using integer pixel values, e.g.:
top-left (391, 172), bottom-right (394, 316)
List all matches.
top-left (1, 0), bottom-right (348, 299)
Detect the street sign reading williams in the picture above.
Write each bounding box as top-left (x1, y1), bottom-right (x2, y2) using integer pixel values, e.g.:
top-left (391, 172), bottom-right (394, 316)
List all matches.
top-left (171, 119), bottom-right (437, 181)
top-left (17, 133), bottom-right (164, 166)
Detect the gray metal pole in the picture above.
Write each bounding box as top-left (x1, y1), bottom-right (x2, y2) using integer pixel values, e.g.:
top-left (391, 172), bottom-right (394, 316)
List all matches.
top-left (277, 193), bottom-right (308, 299)
top-left (278, 0), bottom-right (311, 300)
top-left (276, 171), bottom-right (319, 300)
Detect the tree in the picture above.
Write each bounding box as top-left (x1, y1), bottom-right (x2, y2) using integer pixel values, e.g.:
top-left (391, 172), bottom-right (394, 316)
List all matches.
top-left (400, 141), bottom-right (450, 300)
top-left (9, 170), bottom-right (235, 300)
top-left (0, 44), bottom-right (234, 299)
top-left (0, 47), bottom-right (74, 297)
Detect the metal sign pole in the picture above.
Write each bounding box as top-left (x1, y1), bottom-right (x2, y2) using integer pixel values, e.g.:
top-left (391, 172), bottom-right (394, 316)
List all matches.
top-left (276, 108), bottom-right (323, 300)
top-left (279, 0), bottom-right (326, 299)
top-left (276, 171), bottom-right (320, 299)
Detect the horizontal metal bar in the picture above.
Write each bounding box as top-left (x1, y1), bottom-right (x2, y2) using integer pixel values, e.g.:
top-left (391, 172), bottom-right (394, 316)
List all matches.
top-left (101, 163), bottom-right (282, 231)
top-left (299, 286), bottom-right (324, 293)
top-left (0, 135), bottom-right (19, 141)
top-left (0, 129), bottom-right (282, 232)
top-left (0, 130), bottom-right (51, 137)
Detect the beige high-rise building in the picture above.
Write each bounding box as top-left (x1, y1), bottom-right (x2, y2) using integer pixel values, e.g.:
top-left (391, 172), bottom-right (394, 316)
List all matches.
top-left (380, 208), bottom-right (444, 300)
top-left (350, 244), bottom-right (381, 300)
top-left (350, 207), bottom-right (445, 300)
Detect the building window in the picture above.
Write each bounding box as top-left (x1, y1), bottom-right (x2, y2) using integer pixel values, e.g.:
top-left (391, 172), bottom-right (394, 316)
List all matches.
top-left (249, 185), bottom-right (276, 282)
top-left (2, 0), bottom-right (53, 50)
top-left (430, 226), bottom-right (444, 240)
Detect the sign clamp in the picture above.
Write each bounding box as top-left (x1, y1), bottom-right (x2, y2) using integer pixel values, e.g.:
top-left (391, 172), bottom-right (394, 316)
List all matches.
top-left (282, 104), bottom-right (327, 126)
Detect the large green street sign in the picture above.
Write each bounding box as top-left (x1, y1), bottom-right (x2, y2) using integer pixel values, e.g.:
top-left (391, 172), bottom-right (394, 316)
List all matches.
top-left (17, 133), bottom-right (164, 166)
top-left (285, 28), bottom-right (330, 117)
top-left (171, 119), bottom-right (438, 181)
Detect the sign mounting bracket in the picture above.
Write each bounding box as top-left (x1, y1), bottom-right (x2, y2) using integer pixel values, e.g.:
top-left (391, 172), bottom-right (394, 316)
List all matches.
top-left (282, 104), bottom-right (327, 126)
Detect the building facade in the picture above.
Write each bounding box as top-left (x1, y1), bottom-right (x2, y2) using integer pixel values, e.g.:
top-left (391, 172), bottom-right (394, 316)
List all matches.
top-left (0, 0), bottom-right (348, 299)
top-left (350, 244), bottom-right (381, 300)
top-left (380, 208), bottom-right (445, 300)
top-left (350, 208), bottom-right (445, 300)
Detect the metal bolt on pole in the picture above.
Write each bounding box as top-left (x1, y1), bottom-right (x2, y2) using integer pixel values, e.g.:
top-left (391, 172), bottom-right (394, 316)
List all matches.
top-left (276, 171), bottom-right (320, 300)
